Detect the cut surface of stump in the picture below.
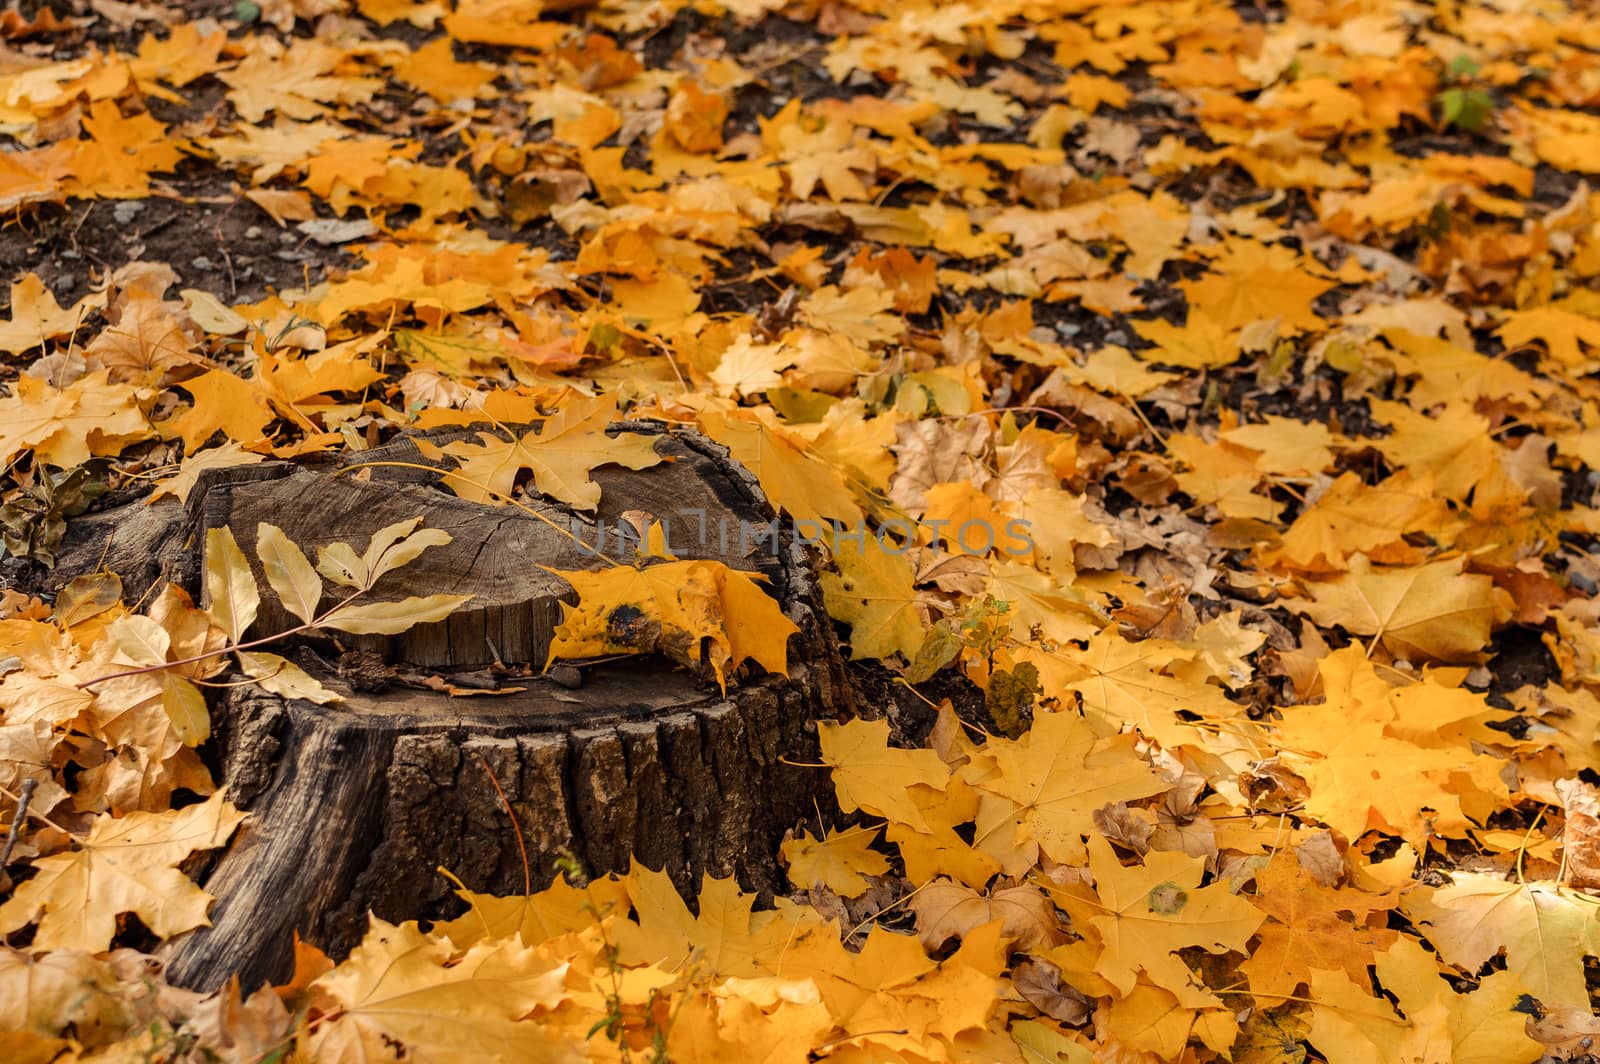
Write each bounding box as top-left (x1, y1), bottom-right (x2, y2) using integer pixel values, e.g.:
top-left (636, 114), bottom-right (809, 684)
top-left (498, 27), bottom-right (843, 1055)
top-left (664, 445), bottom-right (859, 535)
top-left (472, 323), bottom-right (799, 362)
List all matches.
top-left (38, 425), bottom-right (849, 991)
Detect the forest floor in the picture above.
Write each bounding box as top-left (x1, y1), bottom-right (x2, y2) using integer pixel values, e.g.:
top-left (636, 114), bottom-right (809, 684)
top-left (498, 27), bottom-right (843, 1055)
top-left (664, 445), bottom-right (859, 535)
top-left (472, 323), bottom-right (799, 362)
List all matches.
top-left (3, 0), bottom-right (1600, 1061)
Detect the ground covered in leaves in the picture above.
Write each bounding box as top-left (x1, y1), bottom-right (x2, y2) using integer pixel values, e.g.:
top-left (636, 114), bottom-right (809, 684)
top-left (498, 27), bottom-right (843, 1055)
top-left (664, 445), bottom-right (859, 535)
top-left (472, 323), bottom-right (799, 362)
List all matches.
top-left (4, 0), bottom-right (1600, 1060)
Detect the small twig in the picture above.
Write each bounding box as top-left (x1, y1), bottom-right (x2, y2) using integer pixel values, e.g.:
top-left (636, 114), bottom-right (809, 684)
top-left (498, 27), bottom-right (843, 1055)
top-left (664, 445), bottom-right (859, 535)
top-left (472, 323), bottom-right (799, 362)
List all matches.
top-left (212, 196), bottom-right (241, 300)
top-left (843, 878), bottom-right (931, 942)
top-left (0, 778), bottom-right (38, 873)
top-left (1518, 804), bottom-right (1547, 886)
top-left (76, 586), bottom-right (366, 690)
top-left (0, 781), bottom-right (70, 836)
top-left (477, 754), bottom-right (532, 896)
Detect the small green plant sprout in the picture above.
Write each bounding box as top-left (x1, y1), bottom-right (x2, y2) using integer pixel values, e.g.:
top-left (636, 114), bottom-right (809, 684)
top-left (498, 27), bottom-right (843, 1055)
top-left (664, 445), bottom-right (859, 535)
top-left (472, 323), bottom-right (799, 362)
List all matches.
top-left (1435, 55), bottom-right (1494, 133)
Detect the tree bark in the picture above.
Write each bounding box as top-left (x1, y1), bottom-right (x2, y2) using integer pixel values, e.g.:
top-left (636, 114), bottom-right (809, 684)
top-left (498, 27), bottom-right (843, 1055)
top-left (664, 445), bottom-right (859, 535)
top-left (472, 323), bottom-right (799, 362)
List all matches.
top-left (39, 425), bottom-right (850, 991)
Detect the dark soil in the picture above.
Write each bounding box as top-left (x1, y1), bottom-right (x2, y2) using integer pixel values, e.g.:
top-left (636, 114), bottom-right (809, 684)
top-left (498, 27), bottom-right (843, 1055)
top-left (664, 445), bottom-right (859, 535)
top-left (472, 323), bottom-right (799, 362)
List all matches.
top-left (0, 189), bottom-right (353, 314)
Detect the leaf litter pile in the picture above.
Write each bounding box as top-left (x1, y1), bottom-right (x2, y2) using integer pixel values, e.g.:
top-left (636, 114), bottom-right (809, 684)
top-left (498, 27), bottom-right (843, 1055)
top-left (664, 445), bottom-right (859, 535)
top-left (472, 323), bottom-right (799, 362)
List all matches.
top-left (3, 0), bottom-right (1600, 1059)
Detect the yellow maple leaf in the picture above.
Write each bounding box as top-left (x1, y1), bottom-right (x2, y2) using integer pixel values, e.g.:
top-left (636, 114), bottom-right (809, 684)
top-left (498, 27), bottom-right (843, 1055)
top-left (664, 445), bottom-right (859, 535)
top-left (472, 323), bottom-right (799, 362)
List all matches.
top-left (436, 392), bottom-right (663, 509)
top-left (1307, 938), bottom-right (1541, 1064)
top-left (0, 371), bottom-right (152, 469)
top-left (1270, 649), bottom-right (1512, 844)
top-left (818, 717), bottom-right (950, 832)
top-left (0, 273), bottom-right (101, 355)
top-left (0, 790), bottom-right (244, 951)
top-left (1077, 834), bottom-right (1265, 998)
top-left (968, 711), bottom-right (1166, 868)
top-left (392, 36), bottom-right (498, 103)
top-left (1052, 629), bottom-right (1250, 748)
top-left (781, 825), bottom-right (892, 898)
top-left (307, 917), bottom-right (575, 1063)
top-left (444, 0), bottom-right (565, 49)
top-left (160, 368), bottom-right (276, 454)
top-left (1401, 873), bottom-right (1598, 1011)
top-left (799, 285), bottom-right (902, 345)
top-left (435, 874), bottom-right (629, 949)
top-left (1264, 470), bottom-right (1446, 573)
top-left (67, 101), bottom-right (183, 198)
top-left (1219, 414), bottom-right (1335, 476)
top-left (1131, 309), bottom-right (1242, 369)
top-left (1182, 242), bottom-right (1335, 333)
top-left (709, 335), bottom-right (792, 399)
top-left (1240, 850), bottom-right (1396, 998)
top-left (1497, 302), bottom-right (1600, 370)
top-left (612, 862), bottom-right (805, 977)
top-left (545, 558), bottom-right (796, 689)
top-left (820, 535), bottom-right (926, 661)
top-left (697, 409), bottom-right (862, 526)
top-left (219, 38), bottom-right (382, 123)
top-left (1368, 398), bottom-right (1498, 501)
top-left (1293, 554), bottom-right (1509, 661)
top-left (127, 22), bottom-right (227, 99)
top-left (984, 561), bottom-right (1104, 646)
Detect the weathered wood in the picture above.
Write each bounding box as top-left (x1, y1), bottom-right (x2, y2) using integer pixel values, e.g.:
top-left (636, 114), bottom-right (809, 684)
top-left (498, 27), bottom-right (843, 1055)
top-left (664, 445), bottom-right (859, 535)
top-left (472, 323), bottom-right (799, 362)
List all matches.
top-left (57, 424), bottom-right (855, 991)
top-left (164, 662), bottom-right (825, 990)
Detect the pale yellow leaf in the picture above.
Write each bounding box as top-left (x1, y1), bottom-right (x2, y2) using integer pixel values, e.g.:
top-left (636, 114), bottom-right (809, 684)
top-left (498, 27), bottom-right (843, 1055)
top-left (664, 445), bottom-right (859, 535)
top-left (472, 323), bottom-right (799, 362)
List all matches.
top-left (160, 672), bottom-right (210, 746)
top-left (204, 527), bottom-right (260, 642)
top-left (257, 523), bottom-right (323, 625)
top-left (316, 542), bottom-right (368, 589)
top-left (238, 650), bottom-right (343, 704)
top-left (320, 594), bottom-right (472, 635)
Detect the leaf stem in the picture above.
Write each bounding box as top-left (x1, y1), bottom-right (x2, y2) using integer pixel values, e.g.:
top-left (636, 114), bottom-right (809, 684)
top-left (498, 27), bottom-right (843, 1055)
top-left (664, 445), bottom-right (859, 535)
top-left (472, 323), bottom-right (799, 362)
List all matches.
top-left (76, 588), bottom-right (366, 690)
top-left (0, 780), bottom-right (71, 838)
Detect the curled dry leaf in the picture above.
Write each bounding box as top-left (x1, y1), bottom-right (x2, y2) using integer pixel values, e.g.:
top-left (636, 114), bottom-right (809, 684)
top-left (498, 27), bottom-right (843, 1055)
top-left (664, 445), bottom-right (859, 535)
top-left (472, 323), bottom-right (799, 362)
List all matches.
top-left (909, 877), bottom-right (1067, 952)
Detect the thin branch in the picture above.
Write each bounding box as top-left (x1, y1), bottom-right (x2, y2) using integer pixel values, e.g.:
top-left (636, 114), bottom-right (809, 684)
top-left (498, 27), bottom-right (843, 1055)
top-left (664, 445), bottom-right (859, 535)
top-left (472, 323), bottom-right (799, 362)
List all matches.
top-left (77, 587), bottom-right (366, 690)
top-left (0, 778), bottom-right (39, 872)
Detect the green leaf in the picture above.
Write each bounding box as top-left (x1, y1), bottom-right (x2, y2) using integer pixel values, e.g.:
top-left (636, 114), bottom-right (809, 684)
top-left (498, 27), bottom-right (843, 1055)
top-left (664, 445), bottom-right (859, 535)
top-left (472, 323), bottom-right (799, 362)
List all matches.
top-left (1436, 86), bottom-right (1493, 132)
top-left (904, 621), bottom-right (961, 683)
top-left (319, 594), bottom-right (472, 635)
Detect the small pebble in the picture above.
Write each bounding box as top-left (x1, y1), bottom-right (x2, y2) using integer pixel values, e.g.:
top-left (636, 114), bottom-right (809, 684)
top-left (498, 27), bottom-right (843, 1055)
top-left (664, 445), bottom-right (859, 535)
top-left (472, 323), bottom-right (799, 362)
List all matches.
top-left (244, 225), bottom-right (262, 239)
top-left (111, 201), bottom-right (145, 225)
top-left (549, 665), bottom-right (583, 689)
top-left (191, 256), bottom-right (212, 271)
top-left (279, 231), bottom-right (296, 244)
top-left (1103, 329), bottom-right (1128, 345)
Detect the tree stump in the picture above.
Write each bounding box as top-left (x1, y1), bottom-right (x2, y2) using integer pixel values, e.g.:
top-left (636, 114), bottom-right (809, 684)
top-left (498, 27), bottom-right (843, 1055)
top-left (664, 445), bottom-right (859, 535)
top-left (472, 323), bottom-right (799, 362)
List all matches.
top-left (40, 425), bottom-right (851, 991)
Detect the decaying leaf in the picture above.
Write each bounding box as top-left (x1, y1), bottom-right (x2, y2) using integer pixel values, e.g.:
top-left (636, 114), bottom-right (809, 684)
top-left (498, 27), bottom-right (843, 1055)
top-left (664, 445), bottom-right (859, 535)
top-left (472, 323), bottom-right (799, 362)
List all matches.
top-left (545, 558), bottom-right (797, 689)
